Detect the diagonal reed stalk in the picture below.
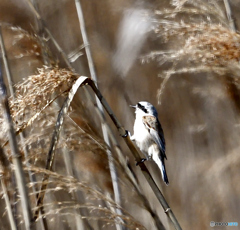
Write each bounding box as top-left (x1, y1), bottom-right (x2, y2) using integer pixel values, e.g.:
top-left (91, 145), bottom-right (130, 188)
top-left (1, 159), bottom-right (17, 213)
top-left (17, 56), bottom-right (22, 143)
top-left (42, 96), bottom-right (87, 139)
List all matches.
top-left (0, 38), bottom-right (34, 230)
top-left (26, 0), bottom-right (72, 70)
top-left (30, 0), bottom-right (51, 66)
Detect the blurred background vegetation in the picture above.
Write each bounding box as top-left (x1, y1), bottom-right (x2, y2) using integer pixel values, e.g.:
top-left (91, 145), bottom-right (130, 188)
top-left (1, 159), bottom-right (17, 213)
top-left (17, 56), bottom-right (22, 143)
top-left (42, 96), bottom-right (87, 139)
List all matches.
top-left (0, 0), bottom-right (239, 229)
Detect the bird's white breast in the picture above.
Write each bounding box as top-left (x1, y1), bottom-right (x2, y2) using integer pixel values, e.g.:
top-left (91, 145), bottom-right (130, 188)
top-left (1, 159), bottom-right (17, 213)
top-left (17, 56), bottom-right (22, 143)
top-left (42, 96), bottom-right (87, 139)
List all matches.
top-left (133, 115), bottom-right (154, 154)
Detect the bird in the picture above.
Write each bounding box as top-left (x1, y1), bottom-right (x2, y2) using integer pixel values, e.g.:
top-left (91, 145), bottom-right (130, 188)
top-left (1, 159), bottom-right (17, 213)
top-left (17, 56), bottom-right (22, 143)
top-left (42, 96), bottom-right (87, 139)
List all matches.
top-left (130, 101), bottom-right (169, 185)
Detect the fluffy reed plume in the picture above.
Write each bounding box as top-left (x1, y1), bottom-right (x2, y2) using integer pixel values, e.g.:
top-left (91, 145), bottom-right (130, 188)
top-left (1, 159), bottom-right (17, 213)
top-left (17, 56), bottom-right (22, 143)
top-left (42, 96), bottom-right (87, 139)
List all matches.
top-left (141, 0), bottom-right (240, 101)
top-left (11, 68), bottom-right (78, 120)
top-left (1, 24), bottom-right (41, 60)
top-left (0, 68), bottom-right (76, 143)
top-left (147, 23), bottom-right (240, 72)
top-left (147, 23), bottom-right (240, 67)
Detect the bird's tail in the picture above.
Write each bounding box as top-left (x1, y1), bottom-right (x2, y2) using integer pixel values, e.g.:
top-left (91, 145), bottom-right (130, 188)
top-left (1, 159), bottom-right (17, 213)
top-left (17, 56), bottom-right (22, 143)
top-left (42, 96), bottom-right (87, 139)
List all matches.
top-left (153, 154), bottom-right (169, 185)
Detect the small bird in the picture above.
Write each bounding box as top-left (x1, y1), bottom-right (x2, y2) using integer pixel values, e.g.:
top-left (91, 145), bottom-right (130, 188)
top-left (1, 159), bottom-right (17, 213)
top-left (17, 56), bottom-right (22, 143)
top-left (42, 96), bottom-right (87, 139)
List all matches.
top-left (130, 101), bottom-right (169, 185)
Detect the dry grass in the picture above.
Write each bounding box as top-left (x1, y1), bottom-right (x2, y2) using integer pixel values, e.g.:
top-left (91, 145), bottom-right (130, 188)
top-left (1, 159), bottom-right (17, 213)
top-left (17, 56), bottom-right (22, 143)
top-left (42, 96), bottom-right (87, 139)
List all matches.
top-left (11, 68), bottom-right (78, 121)
top-left (0, 65), bottom-right (148, 229)
top-left (148, 23), bottom-right (240, 67)
top-left (1, 0), bottom-right (240, 230)
top-left (140, 0), bottom-right (240, 103)
top-left (27, 166), bottom-right (146, 230)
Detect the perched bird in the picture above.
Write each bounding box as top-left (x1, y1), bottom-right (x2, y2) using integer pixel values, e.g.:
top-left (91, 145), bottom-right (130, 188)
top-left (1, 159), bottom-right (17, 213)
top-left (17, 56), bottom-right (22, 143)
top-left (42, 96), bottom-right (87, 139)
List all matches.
top-left (130, 101), bottom-right (169, 185)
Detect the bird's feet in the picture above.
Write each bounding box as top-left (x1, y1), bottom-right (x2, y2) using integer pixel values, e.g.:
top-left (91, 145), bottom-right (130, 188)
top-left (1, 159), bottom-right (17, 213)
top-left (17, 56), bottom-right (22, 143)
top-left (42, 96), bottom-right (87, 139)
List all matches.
top-left (122, 130), bottom-right (130, 138)
top-left (136, 158), bottom-right (147, 166)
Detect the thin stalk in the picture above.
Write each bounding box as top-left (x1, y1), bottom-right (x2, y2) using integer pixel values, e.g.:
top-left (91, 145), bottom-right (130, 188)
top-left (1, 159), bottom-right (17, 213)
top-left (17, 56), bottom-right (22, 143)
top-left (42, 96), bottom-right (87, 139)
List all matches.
top-left (74, 2), bottom-right (124, 229)
top-left (43, 26), bottom-right (72, 69)
top-left (26, 0), bottom-right (72, 69)
top-left (0, 146), bottom-right (18, 230)
top-left (30, 0), bottom-right (51, 66)
top-left (74, 0), bottom-right (96, 82)
top-left (0, 51), bottom-right (33, 230)
top-left (62, 144), bottom-right (93, 230)
top-left (95, 107), bottom-right (166, 229)
top-left (0, 27), bottom-right (14, 96)
top-left (223, 0), bottom-right (236, 31)
top-left (59, 102), bottom-right (93, 230)
top-left (0, 25), bottom-right (19, 226)
top-left (0, 174), bottom-right (18, 230)
top-left (112, 144), bottom-right (166, 229)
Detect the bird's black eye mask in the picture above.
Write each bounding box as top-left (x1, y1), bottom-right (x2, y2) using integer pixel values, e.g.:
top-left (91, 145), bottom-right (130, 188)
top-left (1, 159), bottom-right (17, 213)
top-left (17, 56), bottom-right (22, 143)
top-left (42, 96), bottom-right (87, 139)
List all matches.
top-left (137, 103), bottom-right (148, 113)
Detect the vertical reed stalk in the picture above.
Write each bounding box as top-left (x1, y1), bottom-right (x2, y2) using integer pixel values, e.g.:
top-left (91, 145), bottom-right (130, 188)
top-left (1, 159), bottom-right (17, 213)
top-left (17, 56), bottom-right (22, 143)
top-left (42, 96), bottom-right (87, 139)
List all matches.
top-left (223, 0), bottom-right (236, 31)
top-left (0, 26), bottom-right (33, 230)
top-left (0, 146), bottom-right (18, 230)
top-left (0, 24), bottom-right (46, 230)
top-left (74, 1), bottom-right (124, 229)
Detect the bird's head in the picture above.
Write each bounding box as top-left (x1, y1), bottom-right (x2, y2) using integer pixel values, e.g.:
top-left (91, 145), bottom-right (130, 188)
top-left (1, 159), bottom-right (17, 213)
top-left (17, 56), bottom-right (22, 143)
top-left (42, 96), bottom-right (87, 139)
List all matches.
top-left (130, 101), bottom-right (158, 117)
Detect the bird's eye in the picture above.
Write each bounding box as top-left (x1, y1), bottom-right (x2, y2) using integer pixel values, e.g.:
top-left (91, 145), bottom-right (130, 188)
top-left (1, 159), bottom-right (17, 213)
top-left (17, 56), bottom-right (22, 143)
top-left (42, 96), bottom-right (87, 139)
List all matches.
top-left (137, 103), bottom-right (148, 113)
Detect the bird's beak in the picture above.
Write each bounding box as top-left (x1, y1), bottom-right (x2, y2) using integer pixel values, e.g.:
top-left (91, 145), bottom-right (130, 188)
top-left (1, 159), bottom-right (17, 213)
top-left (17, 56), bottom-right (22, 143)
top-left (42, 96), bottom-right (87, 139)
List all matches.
top-left (130, 105), bottom-right (136, 109)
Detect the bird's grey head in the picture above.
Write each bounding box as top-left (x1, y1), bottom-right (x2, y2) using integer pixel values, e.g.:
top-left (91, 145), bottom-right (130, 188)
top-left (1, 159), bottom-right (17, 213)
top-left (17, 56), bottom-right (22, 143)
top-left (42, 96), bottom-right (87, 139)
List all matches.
top-left (131, 101), bottom-right (158, 116)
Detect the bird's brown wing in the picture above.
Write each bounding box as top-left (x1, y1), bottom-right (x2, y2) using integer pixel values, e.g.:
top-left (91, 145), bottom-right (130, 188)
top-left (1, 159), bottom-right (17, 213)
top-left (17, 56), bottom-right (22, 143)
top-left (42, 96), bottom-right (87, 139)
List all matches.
top-left (142, 115), bottom-right (166, 159)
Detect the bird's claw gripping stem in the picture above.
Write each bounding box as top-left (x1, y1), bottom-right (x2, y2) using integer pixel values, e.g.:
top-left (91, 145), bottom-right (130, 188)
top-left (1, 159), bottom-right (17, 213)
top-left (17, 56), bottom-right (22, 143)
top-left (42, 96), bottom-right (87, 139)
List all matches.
top-left (136, 158), bottom-right (147, 166)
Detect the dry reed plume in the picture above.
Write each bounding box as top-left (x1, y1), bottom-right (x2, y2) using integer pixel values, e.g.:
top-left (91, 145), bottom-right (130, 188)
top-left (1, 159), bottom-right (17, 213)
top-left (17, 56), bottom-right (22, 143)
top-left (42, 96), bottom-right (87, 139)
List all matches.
top-left (140, 0), bottom-right (240, 102)
top-left (1, 0), bottom-right (239, 230)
